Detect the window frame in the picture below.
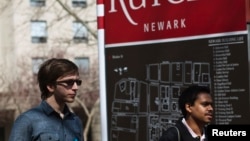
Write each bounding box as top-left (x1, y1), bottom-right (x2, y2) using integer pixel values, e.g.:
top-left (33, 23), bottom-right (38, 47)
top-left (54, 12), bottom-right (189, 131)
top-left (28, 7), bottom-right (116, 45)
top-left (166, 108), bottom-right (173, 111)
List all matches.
top-left (73, 21), bottom-right (88, 43)
top-left (31, 20), bottom-right (48, 43)
top-left (32, 57), bottom-right (46, 75)
top-left (72, 0), bottom-right (87, 8)
top-left (30, 0), bottom-right (46, 7)
top-left (74, 57), bottom-right (90, 75)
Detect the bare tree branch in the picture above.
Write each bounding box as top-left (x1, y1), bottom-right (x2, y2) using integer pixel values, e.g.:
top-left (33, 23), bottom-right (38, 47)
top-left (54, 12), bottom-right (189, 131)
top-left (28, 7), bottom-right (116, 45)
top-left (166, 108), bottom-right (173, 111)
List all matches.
top-left (55, 0), bottom-right (98, 39)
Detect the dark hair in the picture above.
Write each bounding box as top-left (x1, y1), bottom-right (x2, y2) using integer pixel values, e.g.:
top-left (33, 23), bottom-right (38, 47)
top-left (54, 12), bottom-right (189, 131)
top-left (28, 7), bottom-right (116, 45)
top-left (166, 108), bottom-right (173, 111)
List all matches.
top-left (37, 58), bottom-right (79, 100)
top-left (178, 85), bottom-right (211, 118)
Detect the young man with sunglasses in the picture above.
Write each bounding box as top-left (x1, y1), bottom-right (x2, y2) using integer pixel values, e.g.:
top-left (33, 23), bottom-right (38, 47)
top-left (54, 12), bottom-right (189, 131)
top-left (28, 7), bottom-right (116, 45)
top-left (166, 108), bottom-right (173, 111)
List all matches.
top-left (9, 58), bottom-right (84, 141)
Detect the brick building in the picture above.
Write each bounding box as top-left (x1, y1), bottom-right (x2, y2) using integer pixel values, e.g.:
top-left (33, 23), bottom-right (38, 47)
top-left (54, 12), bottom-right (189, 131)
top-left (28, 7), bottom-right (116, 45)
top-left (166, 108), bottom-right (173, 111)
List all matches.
top-left (0, 0), bottom-right (99, 141)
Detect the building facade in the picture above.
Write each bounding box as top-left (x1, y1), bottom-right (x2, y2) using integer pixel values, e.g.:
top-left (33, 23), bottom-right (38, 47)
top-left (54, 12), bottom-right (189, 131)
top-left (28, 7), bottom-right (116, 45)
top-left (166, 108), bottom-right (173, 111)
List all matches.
top-left (0, 0), bottom-right (99, 141)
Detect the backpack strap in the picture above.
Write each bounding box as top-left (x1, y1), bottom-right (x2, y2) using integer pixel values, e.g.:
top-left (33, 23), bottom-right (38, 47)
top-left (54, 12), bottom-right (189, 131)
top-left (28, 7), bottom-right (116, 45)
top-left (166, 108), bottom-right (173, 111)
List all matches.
top-left (172, 126), bottom-right (180, 141)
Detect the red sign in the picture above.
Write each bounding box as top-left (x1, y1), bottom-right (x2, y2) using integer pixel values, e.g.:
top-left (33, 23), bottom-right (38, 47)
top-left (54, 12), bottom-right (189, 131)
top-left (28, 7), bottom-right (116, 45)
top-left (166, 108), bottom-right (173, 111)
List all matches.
top-left (104, 0), bottom-right (246, 44)
top-left (246, 0), bottom-right (250, 22)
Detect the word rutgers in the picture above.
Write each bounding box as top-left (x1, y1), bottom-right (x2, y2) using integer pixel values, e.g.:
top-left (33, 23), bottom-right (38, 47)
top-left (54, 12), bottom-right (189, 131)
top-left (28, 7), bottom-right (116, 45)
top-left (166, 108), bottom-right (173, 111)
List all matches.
top-left (109, 0), bottom-right (199, 25)
top-left (212, 129), bottom-right (247, 136)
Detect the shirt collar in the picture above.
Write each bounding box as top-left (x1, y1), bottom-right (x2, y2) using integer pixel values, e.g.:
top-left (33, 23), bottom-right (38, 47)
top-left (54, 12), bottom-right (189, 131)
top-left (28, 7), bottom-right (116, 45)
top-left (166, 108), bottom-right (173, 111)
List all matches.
top-left (40, 100), bottom-right (71, 116)
top-left (182, 118), bottom-right (205, 141)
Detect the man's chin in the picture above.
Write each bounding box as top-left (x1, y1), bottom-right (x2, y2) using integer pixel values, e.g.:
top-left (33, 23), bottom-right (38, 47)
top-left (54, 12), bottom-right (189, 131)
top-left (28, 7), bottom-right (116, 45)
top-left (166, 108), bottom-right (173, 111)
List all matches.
top-left (66, 98), bottom-right (75, 103)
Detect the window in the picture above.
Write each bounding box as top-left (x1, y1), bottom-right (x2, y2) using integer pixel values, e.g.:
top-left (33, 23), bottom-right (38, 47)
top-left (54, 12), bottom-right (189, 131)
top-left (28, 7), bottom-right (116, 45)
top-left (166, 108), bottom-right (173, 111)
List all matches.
top-left (73, 21), bottom-right (88, 43)
top-left (72, 0), bottom-right (87, 8)
top-left (74, 57), bottom-right (89, 74)
top-left (31, 21), bottom-right (47, 43)
top-left (32, 58), bottom-right (46, 74)
top-left (30, 0), bottom-right (45, 7)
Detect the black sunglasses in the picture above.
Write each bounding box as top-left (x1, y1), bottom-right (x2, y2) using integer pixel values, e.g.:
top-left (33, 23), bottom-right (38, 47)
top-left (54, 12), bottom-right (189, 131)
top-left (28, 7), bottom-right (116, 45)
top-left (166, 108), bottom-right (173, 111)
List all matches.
top-left (56, 79), bottom-right (82, 87)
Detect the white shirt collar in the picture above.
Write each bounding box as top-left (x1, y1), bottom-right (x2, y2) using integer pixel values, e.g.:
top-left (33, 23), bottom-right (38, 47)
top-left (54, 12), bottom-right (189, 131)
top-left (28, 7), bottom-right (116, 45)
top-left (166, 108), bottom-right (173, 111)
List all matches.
top-left (182, 118), bottom-right (205, 141)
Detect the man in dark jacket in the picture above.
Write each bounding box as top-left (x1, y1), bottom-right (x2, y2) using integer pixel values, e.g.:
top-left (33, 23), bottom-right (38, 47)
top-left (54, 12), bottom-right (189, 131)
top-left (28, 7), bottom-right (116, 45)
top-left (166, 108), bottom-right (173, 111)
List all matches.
top-left (159, 85), bottom-right (213, 141)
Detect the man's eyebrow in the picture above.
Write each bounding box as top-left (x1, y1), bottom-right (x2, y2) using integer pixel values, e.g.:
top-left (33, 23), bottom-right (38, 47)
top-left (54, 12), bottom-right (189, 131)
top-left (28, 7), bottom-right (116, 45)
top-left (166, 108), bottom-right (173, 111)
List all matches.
top-left (201, 101), bottom-right (213, 105)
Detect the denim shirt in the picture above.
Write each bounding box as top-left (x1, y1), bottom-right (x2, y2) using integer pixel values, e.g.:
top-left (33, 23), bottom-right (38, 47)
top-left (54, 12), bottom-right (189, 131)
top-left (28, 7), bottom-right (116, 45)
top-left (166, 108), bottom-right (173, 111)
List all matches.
top-left (8, 101), bottom-right (83, 141)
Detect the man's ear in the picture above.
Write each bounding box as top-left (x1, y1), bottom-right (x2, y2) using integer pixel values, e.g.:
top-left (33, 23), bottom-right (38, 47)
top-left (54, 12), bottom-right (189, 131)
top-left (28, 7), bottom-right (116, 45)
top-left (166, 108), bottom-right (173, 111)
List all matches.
top-left (185, 103), bottom-right (192, 113)
top-left (47, 84), bottom-right (55, 93)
